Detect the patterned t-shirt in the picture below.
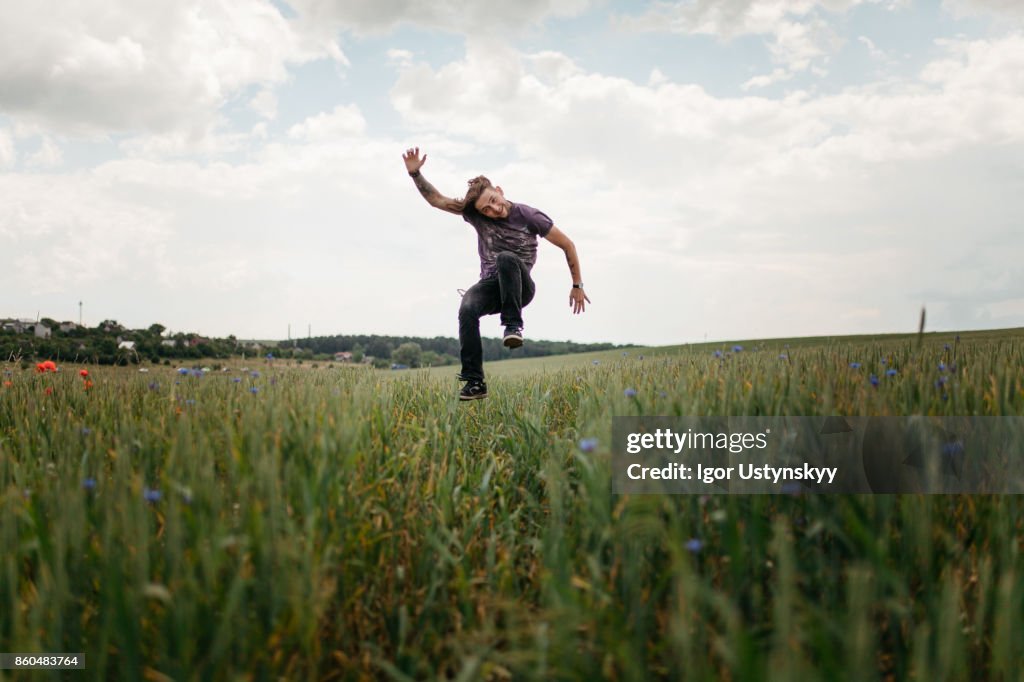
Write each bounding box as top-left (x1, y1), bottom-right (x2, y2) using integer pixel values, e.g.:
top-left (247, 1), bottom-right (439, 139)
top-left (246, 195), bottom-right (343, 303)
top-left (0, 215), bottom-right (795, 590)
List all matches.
top-left (462, 202), bottom-right (554, 279)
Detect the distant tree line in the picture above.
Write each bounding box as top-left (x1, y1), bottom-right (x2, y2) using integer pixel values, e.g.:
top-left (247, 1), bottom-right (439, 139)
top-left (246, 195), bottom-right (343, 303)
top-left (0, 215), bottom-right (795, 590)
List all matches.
top-left (0, 320), bottom-right (239, 366)
top-left (1, 318), bottom-right (624, 368)
top-left (293, 334), bottom-right (623, 368)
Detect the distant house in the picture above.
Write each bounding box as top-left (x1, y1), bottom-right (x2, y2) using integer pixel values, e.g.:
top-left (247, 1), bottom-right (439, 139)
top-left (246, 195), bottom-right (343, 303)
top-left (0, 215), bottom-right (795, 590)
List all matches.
top-left (118, 341), bottom-right (136, 351)
top-left (59, 321), bottom-right (79, 333)
top-left (2, 318), bottom-right (37, 334)
top-left (390, 363), bottom-right (409, 370)
top-left (334, 351), bottom-right (353, 362)
top-left (161, 339), bottom-right (177, 348)
top-left (99, 319), bottom-right (124, 333)
top-left (189, 336), bottom-right (210, 347)
top-left (33, 323), bottom-right (51, 339)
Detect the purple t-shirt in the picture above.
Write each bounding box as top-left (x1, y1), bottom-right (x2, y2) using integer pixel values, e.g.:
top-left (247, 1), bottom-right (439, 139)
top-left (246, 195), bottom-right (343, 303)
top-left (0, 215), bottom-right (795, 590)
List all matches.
top-left (462, 202), bottom-right (554, 279)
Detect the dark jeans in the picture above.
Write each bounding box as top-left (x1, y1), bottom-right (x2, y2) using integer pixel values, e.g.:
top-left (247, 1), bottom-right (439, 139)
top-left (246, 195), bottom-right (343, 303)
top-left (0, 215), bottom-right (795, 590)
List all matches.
top-left (458, 251), bottom-right (536, 382)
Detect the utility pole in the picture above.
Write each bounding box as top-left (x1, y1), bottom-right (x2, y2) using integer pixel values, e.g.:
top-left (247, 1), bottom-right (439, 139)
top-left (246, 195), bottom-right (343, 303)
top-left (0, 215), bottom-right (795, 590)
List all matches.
top-left (79, 301), bottom-right (83, 326)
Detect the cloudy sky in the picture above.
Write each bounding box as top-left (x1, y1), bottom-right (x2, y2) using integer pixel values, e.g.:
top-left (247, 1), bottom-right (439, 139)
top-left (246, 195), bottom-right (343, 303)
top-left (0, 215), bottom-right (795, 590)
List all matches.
top-left (2, 0), bottom-right (1022, 346)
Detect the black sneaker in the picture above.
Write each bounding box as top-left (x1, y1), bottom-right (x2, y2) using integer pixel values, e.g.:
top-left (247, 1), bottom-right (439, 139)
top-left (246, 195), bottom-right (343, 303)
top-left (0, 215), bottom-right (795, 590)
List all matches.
top-left (502, 326), bottom-right (524, 349)
top-left (459, 381), bottom-right (488, 401)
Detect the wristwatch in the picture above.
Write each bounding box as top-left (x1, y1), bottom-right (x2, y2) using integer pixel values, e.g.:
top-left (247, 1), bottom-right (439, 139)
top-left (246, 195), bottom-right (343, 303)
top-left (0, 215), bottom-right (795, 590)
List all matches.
top-left (572, 283), bottom-right (584, 289)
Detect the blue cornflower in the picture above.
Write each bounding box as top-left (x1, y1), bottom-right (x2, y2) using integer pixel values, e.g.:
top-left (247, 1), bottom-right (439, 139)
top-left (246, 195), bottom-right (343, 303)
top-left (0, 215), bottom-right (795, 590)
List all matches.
top-left (622, 352), bottom-right (629, 357)
top-left (148, 381), bottom-right (159, 391)
top-left (143, 488), bottom-right (162, 503)
top-left (659, 391), bottom-right (667, 398)
top-left (944, 344), bottom-right (951, 351)
top-left (250, 370), bottom-right (260, 378)
top-left (942, 441), bottom-right (964, 457)
top-left (713, 350), bottom-right (722, 358)
top-left (880, 359), bottom-right (888, 365)
top-left (849, 362), bottom-right (861, 369)
top-left (732, 345), bottom-right (743, 352)
top-left (869, 374), bottom-right (879, 387)
top-left (886, 368), bottom-right (898, 377)
top-left (592, 360), bottom-right (600, 365)
top-left (639, 355), bottom-right (644, 360)
top-left (938, 362), bottom-right (947, 372)
top-left (935, 377), bottom-right (948, 388)
top-left (685, 538), bottom-right (704, 554)
top-left (80, 427), bottom-right (91, 436)
top-left (250, 387), bottom-right (259, 394)
top-left (82, 477), bottom-right (97, 490)
top-left (177, 367), bottom-right (189, 375)
top-left (265, 353), bottom-right (275, 360)
top-left (624, 388), bottom-right (637, 398)
top-left (779, 354), bottom-right (788, 360)
top-left (232, 377), bottom-right (241, 383)
top-left (578, 437), bottom-right (599, 453)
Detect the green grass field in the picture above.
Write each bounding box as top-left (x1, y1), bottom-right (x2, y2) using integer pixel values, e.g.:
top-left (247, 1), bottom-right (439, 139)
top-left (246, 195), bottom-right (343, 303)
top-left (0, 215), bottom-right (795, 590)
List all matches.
top-left (2, 329), bottom-right (1023, 680)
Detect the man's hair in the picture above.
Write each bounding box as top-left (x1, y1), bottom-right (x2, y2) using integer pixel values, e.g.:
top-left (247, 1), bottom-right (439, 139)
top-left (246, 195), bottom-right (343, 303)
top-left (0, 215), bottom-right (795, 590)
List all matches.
top-left (461, 175), bottom-right (493, 219)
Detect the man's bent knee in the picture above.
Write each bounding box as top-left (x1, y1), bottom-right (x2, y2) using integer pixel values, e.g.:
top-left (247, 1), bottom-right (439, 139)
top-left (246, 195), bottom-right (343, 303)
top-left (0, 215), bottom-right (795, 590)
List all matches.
top-left (495, 251), bottom-right (520, 268)
top-left (459, 298), bottom-right (483, 322)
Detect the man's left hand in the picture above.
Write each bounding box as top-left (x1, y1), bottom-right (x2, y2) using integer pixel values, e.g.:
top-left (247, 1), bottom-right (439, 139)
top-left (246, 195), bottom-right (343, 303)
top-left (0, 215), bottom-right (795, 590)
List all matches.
top-left (570, 287), bottom-right (590, 314)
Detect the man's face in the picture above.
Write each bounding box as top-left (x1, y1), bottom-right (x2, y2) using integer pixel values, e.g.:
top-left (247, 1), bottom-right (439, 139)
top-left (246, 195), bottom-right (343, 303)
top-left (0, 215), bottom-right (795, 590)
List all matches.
top-left (475, 187), bottom-right (510, 219)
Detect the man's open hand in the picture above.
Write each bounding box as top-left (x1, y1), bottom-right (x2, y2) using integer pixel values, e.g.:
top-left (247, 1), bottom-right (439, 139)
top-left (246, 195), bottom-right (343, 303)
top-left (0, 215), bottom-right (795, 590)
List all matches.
top-left (403, 147), bottom-right (426, 174)
top-left (570, 288), bottom-right (590, 314)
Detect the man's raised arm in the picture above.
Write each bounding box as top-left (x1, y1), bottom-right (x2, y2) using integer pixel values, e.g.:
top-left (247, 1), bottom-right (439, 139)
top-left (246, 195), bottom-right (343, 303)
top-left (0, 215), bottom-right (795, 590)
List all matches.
top-left (403, 147), bottom-right (463, 214)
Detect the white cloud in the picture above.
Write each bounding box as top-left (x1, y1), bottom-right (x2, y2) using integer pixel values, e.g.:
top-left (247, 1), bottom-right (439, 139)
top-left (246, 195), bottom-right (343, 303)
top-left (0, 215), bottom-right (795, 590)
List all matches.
top-left (283, 0), bottom-right (592, 36)
top-left (0, 172), bottom-right (173, 295)
top-left (0, 128), bottom-right (14, 168)
top-left (26, 137), bottom-right (63, 168)
top-left (943, 0), bottom-right (1024, 21)
top-left (287, 104), bottom-right (367, 141)
top-left (858, 35), bottom-right (887, 60)
top-left (250, 89), bottom-right (279, 120)
top-left (0, 1), bottom-right (345, 136)
top-left (618, 1), bottom-right (885, 76)
top-left (387, 48), bottom-right (415, 68)
top-left (742, 67), bottom-right (794, 90)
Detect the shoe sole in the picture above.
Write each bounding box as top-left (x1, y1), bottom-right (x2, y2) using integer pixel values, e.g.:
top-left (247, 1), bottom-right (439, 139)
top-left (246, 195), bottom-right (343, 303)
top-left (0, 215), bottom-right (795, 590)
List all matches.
top-left (459, 393), bottom-right (488, 401)
top-left (503, 336), bottom-right (523, 349)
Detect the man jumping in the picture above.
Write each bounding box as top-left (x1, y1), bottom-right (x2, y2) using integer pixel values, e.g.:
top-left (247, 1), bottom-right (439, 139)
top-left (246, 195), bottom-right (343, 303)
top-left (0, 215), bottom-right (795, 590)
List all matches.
top-left (402, 147), bottom-right (590, 401)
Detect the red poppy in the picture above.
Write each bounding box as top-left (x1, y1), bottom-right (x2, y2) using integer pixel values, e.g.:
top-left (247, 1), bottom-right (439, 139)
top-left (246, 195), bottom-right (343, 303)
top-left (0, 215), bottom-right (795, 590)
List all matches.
top-left (2, 381), bottom-right (11, 388)
top-left (79, 369), bottom-right (89, 377)
top-left (44, 386), bottom-right (53, 395)
top-left (83, 380), bottom-right (94, 390)
top-left (36, 360), bottom-right (58, 373)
